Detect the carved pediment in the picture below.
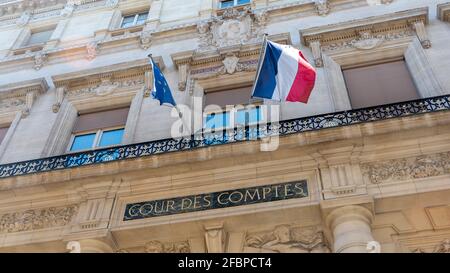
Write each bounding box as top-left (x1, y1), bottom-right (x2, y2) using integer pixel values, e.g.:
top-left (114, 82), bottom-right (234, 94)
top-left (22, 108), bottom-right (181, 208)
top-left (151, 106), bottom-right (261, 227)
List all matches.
top-left (438, 3), bottom-right (450, 22)
top-left (245, 225), bottom-right (330, 253)
top-left (172, 32), bottom-right (291, 93)
top-left (300, 7), bottom-right (430, 67)
top-left (0, 78), bottom-right (49, 118)
top-left (51, 57), bottom-right (164, 112)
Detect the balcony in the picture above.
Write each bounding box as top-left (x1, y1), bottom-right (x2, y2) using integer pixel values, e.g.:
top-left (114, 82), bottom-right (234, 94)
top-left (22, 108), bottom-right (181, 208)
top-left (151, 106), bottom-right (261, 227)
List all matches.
top-left (0, 94), bottom-right (449, 179)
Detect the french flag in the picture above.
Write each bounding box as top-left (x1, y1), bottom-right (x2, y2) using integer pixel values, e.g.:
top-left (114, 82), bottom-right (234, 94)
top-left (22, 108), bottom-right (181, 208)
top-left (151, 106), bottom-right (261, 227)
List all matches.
top-left (252, 40), bottom-right (316, 103)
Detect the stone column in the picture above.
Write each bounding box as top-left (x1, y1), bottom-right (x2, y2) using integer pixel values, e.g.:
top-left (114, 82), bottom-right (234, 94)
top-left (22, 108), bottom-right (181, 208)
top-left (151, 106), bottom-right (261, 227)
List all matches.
top-left (326, 205), bottom-right (374, 253)
top-left (77, 238), bottom-right (115, 253)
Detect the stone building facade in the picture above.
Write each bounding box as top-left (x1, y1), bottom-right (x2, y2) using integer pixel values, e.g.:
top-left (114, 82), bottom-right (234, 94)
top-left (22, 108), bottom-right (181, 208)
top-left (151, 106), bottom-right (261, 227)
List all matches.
top-left (0, 0), bottom-right (449, 253)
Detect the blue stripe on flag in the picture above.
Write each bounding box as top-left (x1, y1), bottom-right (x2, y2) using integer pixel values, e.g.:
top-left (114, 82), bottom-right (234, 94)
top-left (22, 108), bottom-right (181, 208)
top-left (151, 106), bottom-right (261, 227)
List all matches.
top-left (252, 41), bottom-right (284, 100)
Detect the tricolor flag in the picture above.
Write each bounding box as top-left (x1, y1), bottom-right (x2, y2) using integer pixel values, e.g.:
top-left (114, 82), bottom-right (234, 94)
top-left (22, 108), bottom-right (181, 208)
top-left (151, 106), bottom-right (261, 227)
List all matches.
top-left (251, 40), bottom-right (317, 103)
top-left (149, 56), bottom-right (177, 107)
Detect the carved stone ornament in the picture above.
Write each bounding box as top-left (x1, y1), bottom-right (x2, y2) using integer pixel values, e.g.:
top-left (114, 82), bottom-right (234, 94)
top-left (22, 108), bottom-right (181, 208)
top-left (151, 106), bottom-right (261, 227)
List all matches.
top-left (412, 239), bottom-right (450, 253)
top-left (67, 78), bottom-right (142, 98)
top-left (197, 7), bottom-right (267, 51)
top-left (351, 31), bottom-right (384, 50)
top-left (314, 0), bottom-right (330, 16)
top-left (245, 225), bottom-right (331, 253)
top-left (361, 152), bottom-right (450, 184)
top-left (86, 41), bottom-right (99, 61)
top-left (144, 240), bottom-right (190, 253)
top-left (61, 0), bottom-right (80, 18)
top-left (0, 205), bottom-right (78, 234)
top-left (33, 51), bottom-right (48, 70)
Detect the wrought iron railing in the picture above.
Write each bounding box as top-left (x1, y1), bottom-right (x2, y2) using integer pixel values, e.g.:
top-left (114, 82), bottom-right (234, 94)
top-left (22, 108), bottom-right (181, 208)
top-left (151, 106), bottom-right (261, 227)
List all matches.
top-left (0, 95), bottom-right (449, 179)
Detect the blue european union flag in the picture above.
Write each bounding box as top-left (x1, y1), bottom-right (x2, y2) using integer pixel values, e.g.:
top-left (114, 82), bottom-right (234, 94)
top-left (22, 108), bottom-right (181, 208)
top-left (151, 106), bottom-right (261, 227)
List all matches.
top-left (150, 58), bottom-right (176, 107)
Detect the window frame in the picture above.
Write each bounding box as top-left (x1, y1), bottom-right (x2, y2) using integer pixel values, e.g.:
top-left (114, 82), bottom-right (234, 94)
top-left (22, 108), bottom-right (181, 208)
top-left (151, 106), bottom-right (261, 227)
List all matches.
top-left (119, 12), bottom-right (149, 29)
top-left (218, 0), bottom-right (251, 9)
top-left (202, 102), bottom-right (264, 132)
top-left (67, 125), bottom-right (125, 153)
top-left (23, 27), bottom-right (56, 47)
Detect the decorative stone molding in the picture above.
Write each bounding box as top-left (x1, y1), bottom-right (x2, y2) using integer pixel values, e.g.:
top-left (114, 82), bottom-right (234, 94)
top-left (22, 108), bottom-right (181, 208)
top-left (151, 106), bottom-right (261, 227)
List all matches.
top-left (144, 240), bottom-right (190, 253)
top-left (412, 239), bottom-right (450, 253)
top-left (0, 205), bottom-right (78, 234)
top-left (172, 33), bottom-right (291, 93)
top-left (245, 225), bottom-right (331, 253)
top-left (33, 51), bottom-right (48, 70)
top-left (300, 8), bottom-right (430, 66)
top-left (51, 57), bottom-right (164, 104)
top-left (314, 0), bottom-right (330, 16)
top-left (0, 78), bottom-right (49, 118)
top-left (196, 6), bottom-right (268, 52)
top-left (361, 152), bottom-right (450, 185)
top-left (437, 3), bottom-right (450, 23)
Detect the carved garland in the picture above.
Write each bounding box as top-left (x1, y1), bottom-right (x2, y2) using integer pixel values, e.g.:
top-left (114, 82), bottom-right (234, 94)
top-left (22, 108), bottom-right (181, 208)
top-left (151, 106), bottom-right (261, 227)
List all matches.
top-left (0, 205), bottom-right (78, 234)
top-left (361, 152), bottom-right (450, 184)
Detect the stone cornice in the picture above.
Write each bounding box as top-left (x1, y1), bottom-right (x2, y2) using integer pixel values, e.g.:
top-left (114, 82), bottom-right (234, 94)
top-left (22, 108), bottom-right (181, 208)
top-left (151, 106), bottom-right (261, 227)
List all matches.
top-left (171, 32), bottom-right (291, 68)
top-left (438, 2), bottom-right (450, 22)
top-left (300, 7), bottom-right (429, 46)
top-left (0, 77), bottom-right (48, 99)
top-left (51, 57), bottom-right (163, 89)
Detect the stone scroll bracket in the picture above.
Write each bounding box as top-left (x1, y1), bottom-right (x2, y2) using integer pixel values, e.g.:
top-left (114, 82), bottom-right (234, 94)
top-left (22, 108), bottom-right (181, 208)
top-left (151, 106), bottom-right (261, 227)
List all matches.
top-left (204, 222), bottom-right (227, 253)
top-left (409, 19), bottom-right (431, 49)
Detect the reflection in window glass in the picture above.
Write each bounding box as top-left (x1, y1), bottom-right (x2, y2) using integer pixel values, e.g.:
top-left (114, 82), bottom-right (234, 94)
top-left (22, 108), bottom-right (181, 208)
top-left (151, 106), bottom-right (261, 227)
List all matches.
top-left (98, 129), bottom-right (125, 147)
top-left (121, 15), bottom-right (136, 28)
top-left (70, 133), bottom-right (96, 152)
top-left (236, 107), bottom-right (262, 126)
top-left (136, 13), bottom-right (148, 24)
top-left (204, 112), bottom-right (230, 130)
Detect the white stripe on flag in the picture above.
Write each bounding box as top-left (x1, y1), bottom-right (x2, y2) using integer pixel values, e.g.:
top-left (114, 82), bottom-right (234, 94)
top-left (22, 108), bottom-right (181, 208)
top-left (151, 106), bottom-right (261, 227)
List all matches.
top-left (274, 46), bottom-right (301, 101)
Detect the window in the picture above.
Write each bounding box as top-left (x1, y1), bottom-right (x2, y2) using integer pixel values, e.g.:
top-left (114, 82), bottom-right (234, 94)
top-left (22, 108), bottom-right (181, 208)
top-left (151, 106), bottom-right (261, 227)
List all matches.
top-left (68, 107), bottom-right (129, 152)
top-left (203, 86), bottom-right (263, 130)
top-left (23, 28), bottom-right (55, 47)
top-left (343, 60), bottom-right (420, 109)
top-left (120, 12), bottom-right (148, 28)
top-left (219, 0), bottom-right (250, 9)
top-left (0, 126), bottom-right (9, 145)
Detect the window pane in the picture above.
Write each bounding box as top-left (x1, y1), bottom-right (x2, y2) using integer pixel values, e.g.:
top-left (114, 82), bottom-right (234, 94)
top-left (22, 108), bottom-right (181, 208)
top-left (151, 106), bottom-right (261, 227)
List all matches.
top-left (121, 15), bottom-right (136, 28)
top-left (236, 107), bottom-right (262, 126)
top-left (70, 133), bottom-right (96, 152)
top-left (25, 29), bottom-right (54, 46)
top-left (136, 13), bottom-right (148, 24)
top-left (220, 0), bottom-right (235, 8)
top-left (237, 0), bottom-right (250, 5)
top-left (98, 129), bottom-right (124, 147)
top-left (343, 60), bottom-right (419, 109)
top-left (204, 112), bottom-right (230, 130)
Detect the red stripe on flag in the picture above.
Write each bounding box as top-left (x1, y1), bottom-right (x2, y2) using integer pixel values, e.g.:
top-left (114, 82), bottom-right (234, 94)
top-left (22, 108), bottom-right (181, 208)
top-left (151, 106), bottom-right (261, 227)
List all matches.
top-left (285, 51), bottom-right (317, 103)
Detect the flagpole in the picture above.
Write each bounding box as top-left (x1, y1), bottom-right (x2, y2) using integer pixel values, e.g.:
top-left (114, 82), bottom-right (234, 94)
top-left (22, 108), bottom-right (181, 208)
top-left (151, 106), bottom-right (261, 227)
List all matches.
top-left (250, 33), bottom-right (269, 103)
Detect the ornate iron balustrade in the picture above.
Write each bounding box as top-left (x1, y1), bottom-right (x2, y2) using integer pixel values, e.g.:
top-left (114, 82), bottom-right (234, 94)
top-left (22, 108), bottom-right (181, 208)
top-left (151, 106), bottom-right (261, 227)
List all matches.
top-left (0, 95), bottom-right (449, 179)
